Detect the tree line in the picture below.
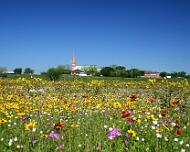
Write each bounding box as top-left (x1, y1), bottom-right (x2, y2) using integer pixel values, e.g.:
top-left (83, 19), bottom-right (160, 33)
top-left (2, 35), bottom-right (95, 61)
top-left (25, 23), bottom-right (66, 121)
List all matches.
top-left (0, 66), bottom-right (189, 80)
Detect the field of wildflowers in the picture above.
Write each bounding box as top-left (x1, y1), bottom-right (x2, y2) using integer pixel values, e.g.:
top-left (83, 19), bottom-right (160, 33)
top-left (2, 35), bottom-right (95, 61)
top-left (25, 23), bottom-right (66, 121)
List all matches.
top-left (0, 77), bottom-right (190, 152)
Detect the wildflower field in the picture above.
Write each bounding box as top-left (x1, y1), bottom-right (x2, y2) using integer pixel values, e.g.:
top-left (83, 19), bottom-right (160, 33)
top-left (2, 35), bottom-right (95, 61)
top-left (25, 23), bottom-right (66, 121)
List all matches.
top-left (0, 77), bottom-right (190, 152)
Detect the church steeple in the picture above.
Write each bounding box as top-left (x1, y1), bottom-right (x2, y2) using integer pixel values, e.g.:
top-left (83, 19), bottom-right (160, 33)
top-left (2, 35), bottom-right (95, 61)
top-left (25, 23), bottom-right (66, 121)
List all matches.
top-left (71, 54), bottom-right (76, 74)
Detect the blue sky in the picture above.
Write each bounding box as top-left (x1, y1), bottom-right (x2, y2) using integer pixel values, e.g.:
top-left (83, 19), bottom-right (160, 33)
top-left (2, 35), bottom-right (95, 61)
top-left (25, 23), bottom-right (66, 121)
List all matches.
top-left (0, 0), bottom-right (190, 73)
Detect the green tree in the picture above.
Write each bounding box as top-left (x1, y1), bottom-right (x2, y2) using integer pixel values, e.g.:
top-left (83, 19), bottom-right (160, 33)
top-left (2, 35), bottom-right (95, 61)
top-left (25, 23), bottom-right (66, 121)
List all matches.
top-left (115, 66), bottom-right (126, 77)
top-left (57, 65), bottom-right (71, 74)
top-left (127, 68), bottom-right (144, 78)
top-left (24, 68), bottom-right (34, 74)
top-left (100, 67), bottom-right (115, 77)
top-left (46, 68), bottom-right (61, 81)
top-left (14, 68), bottom-right (22, 74)
top-left (81, 66), bottom-right (98, 75)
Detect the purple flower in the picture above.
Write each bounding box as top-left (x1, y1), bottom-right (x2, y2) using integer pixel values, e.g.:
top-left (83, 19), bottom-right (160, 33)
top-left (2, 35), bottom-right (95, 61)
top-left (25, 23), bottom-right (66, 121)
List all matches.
top-left (21, 116), bottom-right (27, 123)
top-left (128, 119), bottom-right (133, 124)
top-left (107, 128), bottom-right (121, 140)
top-left (125, 134), bottom-right (130, 139)
top-left (31, 138), bottom-right (38, 144)
top-left (49, 133), bottom-right (61, 139)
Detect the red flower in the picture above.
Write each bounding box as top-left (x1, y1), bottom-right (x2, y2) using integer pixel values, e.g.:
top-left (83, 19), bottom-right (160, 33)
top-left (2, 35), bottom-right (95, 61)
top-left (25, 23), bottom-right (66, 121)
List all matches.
top-left (122, 111), bottom-right (131, 118)
top-left (177, 129), bottom-right (183, 135)
top-left (160, 109), bottom-right (168, 117)
top-left (54, 122), bottom-right (64, 130)
top-left (172, 100), bottom-right (179, 105)
top-left (128, 95), bottom-right (137, 101)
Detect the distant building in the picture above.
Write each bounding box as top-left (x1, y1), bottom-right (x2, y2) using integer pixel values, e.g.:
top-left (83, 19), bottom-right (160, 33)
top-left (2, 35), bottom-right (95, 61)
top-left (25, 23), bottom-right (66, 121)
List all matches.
top-left (70, 54), bottom-right (100, 76)
top-left (6, 71), bottom-right (15, 74)
top-left (166, 76), bottom-right (171, 79)
top-left (144, 71), bottom-right (160, 78)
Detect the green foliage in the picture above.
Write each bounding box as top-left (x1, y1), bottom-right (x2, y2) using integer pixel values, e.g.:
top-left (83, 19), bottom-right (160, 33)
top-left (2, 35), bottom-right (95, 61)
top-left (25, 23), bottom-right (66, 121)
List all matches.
top-left (100, 66), bottom-right (144, 78)
top-left (0, 73), bottom-right (7, 78)
top-left (56, 65), bottom-right (71, 74)
top-left (160, 72), bottom-right (168, 77)
top-left (126, 68), bottom-right (144, 78)
top-left (160, 71), bottom-right (188, 78)
top-left (46, 68), bottom-right (62, 81)
top-left (14, 68), bottom-right (22, 74)
top-left (81, 66), bottom-right (98, 75)
top-left (45, 65), bottom-right (71, 81)
top-left (100, 67), bottom-right (115, 76)
top-left (24, 68), bottom-right (34, 74)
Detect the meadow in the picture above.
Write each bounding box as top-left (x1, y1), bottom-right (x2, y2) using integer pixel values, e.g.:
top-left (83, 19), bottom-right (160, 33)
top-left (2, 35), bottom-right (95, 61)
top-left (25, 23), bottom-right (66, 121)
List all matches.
top-left (0, 76), bottom-right (190, 152)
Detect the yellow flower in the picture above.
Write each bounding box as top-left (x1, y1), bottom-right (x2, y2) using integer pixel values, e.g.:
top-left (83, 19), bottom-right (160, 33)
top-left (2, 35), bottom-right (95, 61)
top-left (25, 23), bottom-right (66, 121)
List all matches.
top-left (41, 134), bottom-right (48, 138)
top-left (113, 102), bottom-right (122, 109)
top-left (0, 118), bottom-right (7, 123)
top-left (7, 95), bottom-right (14, 101)
top-left (146, 115), bottom-right (157, 121)
top-left (132, 117), bottom-right (141, 123)
top-left (17, 112), bottom-right (25, 117)
top-left (162, 124), bottom-right (170, 131)
top-left (155, 129), bottom-right (162, 133)
top-left (71, 124), bottom-right (80, 128)
top-left (25, 121), bottom-right (36, 131)
top-left (125, 101), bottom-right (136, 107)
top-left (127, 129), bottom-right (137, 138)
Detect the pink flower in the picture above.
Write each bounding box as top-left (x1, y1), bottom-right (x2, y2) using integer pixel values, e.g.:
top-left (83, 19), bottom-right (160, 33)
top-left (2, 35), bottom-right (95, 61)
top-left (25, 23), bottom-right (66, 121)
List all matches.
top-left (48, 133), bottom-right (61, 139)
top-left (107, 128), bottom-right (121, 140)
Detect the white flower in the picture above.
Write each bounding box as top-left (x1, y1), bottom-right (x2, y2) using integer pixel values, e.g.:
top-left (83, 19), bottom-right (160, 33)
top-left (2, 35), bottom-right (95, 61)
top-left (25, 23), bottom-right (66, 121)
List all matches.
top-left (158, 114), bottom-right (162, 118)
top-left (17, 145), bottom-right (20, 149)
top-left (1, 138), bottom-right (4, 141)
top-left (109, 127), bottom-right (113, 131)
top-left (14, 137), bottom-right (18, 141)
top-left (186, 144), bottom-right (189, 147)
top-left (151, 126), bottom-right (156, 130)
top-left (8, 139), bottom-right (13, 146)
top-left (32, 128), bottom-right (36, 132)
top-left (174, 138), bottom-right (178, 142)
top-left (156, 133), bottom-right (162, 138)
top-left (181, 149), bottom-right (185, 152)
top-left (78, 144), bottom-right (82, 147)
top-left (136, 137), bottom-right (140, 141)
top-left (180, 141), bottom-right (184, 145)
top-left (171, 123), bottom-right (176, 127)
top-left (104, 125), bottom-right (108, 129)
top-left (141, 138), bottom-right (145, 141)
top-left (164, 137), bottom-right (168, 141)
top-left (152, 121), bottom-right (158, 125)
